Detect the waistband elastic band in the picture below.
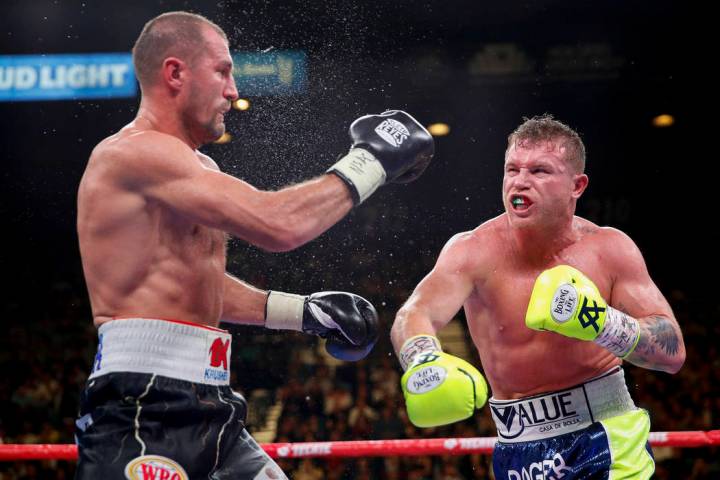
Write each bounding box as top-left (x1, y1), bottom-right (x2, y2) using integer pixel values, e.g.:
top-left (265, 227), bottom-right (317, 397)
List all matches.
top-left (489, 367), bottom-right (636, 443)
top-left (88, 318), bottom-right (232, 386)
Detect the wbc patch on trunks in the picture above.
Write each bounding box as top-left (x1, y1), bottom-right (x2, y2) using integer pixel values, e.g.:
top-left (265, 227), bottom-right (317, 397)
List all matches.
top-left (124, 455), bottom-right (189, 480)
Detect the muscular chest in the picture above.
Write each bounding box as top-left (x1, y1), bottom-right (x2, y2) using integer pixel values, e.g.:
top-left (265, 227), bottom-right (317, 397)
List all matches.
top-left (472, 243), bottom-right (613, 337)
top-left (159, 212), bottom-right (227, 261)
top-left (189, 225), bottom-right (227, 258)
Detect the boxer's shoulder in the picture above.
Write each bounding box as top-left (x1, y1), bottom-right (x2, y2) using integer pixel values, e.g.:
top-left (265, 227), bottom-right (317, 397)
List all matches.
top-left (87, 128), bottom-right (201, 192)
top-left (92, 125), bottom-right (191, 162)
top-left (464, 214), bottom-right (514, 258)
top-left (445, 214), bottom-right (506, 248)
top-left (574, 216), bottom-right (632, 241)
top-left (573, 218), bottom-right (638, 256)
top-left (476, 213), bottom-right (509, 238)
top-left (114, 128), bottom-right (192, 162)
top-left (196, 151), bottom-right (220, 171)
top-left (436, 218), bottom-right (504, 276)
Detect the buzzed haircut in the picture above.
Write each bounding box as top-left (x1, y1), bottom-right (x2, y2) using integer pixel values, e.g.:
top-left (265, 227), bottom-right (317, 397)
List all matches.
top-left (132, 11), bottom-right (227, 88)
top-left (507, 114), bottom-right (586, 173)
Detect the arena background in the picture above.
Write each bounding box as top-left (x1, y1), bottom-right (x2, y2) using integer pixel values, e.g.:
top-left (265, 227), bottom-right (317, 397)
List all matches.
top-left (1, 0), bottom-right (715, 478)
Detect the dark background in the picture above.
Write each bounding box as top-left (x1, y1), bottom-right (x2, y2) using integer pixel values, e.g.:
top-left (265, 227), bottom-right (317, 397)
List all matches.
top-left (1, 0), bottom-right (704, 301)
top-left (1, 0), bottom-right (716, 478)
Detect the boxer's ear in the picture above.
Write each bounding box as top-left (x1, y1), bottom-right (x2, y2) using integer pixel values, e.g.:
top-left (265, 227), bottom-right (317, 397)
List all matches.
top-left (572, 174), bottom-right (588, 199)
top-left (162, 57), bottom-right (187, 92)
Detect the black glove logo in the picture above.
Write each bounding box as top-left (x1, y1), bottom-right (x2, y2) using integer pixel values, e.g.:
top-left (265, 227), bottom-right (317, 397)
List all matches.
top-left (578, 298), bottom-right (605, 332)
top-left (417, 352), bottom-right (440, 364)
top-left (374, 119), bottom-right (409, 147)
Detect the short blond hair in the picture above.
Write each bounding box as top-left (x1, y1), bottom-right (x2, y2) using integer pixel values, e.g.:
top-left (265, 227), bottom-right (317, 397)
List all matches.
top-left (132, 11), bottom-right (227, 88)
top-left (507, 114), bottom-right (586, 173)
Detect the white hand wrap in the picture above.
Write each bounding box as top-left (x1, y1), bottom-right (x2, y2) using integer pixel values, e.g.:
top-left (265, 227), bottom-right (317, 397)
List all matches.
top-left (328, 148), bottom-right (387, 204)
top-left (398, 334), bottom-right (442, 371)
top-left (594, 306), bottom-right (641, 358)
top-left (265, 291), bottom-right (305, 331)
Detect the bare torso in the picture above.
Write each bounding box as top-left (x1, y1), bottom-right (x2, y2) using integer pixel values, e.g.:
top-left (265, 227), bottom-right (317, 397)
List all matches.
top-left (462, 214), bottom-right (620, 399)
top-left (77, 123), bottom-right (227, 327)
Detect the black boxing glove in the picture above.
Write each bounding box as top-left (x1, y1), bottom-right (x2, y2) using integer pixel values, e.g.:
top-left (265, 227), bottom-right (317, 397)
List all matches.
top-left (329, 110), bottom-right (435, 204)
top-left (264, 291), bottom-right (379, 361)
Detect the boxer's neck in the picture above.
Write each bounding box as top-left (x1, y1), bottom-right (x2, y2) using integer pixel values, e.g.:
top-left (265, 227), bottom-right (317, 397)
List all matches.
top-left (135, 97), bottom-right (200, 150)
top-left (509, 216), bottom-right (578, 262)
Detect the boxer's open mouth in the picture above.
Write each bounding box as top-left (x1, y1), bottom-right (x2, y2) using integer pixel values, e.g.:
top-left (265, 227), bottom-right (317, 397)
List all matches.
top-left (511, 195), bottom-right (533, 211)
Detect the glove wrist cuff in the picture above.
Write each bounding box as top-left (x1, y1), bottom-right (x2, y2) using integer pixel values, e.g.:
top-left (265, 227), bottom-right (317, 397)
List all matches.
top-left (265, 291), bottom-right (306, 331)
top-left (398, 334), bottom-right (442, 371)
top-left (328, 148), bottom-right (386, 205)
top-left (594, 306), bottom-right (641, 358)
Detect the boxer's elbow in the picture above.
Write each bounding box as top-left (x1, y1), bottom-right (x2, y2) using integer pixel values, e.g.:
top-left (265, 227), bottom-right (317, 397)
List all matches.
top-left (264, 215), bottom-right (313, 252)
top-left (272, 217), bottom-right (327, 251)
top-left (664, 329), bottom-right (686, 374)
top-left (221, 200), bottom-right (309, 252)
top-left (217, 213), bottom-right (304, 252)
top-left (649, 347), bottom-right (685, 374)
top-left (253, 223), bottom-right (306, 252)
top-left (262, 235), bottom-right (305, 252)
top-left (666, 348), bottom-right (685, 374)
top-left (252, 194), bottom-right (320, 252)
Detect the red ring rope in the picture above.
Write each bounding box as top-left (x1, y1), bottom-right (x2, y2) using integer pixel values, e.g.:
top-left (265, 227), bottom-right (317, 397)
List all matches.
top-left (0, 431), bottom-right (717, 461)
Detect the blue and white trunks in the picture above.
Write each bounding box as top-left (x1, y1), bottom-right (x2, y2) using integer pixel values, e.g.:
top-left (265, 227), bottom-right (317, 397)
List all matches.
top-left (490, 367), bottom-right (654, 480)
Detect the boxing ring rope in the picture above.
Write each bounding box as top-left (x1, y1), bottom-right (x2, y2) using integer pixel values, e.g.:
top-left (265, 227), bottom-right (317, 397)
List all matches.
top-left (1, 431), bottom-right (718, 461)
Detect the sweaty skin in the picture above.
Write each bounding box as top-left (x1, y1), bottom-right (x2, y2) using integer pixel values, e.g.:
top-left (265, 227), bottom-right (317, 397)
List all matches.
top-left (439, 216), bottom-right (629, 397)
top-left (78, 26), bottom-right (353, 328)
top-left (392, 140), bottom-right (685, 399)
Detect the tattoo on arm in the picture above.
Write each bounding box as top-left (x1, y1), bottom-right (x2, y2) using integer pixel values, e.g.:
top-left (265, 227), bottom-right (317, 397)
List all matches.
top-left (630, 316), bottom-right (681, 370)
top-left (637, 316), bottom-right (680, 356)
top-left (647, 317), bottom-right (680, 356)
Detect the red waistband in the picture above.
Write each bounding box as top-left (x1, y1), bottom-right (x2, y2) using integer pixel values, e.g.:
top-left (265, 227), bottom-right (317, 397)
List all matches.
top-left (111, 316), bottom-right (227, 333)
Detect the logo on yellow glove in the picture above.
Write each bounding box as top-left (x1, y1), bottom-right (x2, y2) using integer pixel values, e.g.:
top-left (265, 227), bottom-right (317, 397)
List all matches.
top-left (406, 366), bottom-right (447, 394)
top-left (551, 284), bottom-right (578, 323)
top-left (577, 298), bottom-right (605, 332)
top-left (417, 352), bottom-right (439, 364)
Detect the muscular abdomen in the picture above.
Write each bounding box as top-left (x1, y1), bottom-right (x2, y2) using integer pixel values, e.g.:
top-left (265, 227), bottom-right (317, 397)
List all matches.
top-left (472, 324), bottom-right (619, 398)
top-left (78, 174), bottom-right (226, 327)
top-left (465, 274), bottom-right (620, 399)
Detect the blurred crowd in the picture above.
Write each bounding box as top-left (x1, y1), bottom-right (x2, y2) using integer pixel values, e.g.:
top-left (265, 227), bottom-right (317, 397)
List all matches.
top-left (1, 205), bottom-right (718, 479)
top-left (1, 273), bottom-right (718, 479)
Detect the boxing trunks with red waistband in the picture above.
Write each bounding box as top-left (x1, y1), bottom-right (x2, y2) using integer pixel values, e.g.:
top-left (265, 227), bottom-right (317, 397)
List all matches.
top-left (75, 318), bottom-right (287, 480)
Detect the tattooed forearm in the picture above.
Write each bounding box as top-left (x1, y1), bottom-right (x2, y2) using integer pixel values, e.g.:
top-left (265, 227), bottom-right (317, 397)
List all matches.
top-left (626, 315), bottom-right (684, 373)
top-left (650, 317), bottom-right (680, 355)
top-left (637, 316), bottom-right (680, 356)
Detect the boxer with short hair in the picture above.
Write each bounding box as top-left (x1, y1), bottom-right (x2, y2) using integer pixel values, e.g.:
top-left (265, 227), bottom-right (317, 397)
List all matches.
top-left (392, 114), bottom-right (685, 479)
top-left (76, 11), bottom-right (434, 479)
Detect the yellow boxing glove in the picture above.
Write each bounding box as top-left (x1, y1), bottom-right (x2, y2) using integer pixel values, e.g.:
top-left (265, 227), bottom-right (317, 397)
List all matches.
top-left (399, 335), bottom-right (488, 428)
top-left (525, 265), bottom-right (640, 358)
